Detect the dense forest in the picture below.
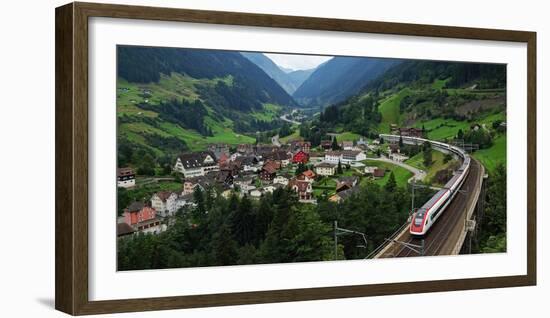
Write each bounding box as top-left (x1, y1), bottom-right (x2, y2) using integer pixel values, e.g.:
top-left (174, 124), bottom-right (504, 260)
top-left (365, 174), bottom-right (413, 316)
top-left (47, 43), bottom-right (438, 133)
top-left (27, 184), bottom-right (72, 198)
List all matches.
top-left (365, 60), bottom-right (506, 92)
top-left (118, 182), bottom-right (435, 270)
top-left (473, 163), bottom-right (507, 253)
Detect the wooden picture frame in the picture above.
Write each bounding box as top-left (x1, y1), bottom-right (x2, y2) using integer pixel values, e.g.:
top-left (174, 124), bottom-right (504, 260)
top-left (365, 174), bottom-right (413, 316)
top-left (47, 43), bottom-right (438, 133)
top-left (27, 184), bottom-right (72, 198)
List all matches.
top-left (55, 2), bottom-right (536, 315)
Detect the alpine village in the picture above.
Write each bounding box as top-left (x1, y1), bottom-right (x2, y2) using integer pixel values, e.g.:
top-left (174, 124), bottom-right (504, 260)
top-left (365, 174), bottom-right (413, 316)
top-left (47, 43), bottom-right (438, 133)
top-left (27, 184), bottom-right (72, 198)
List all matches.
top-left (116, 47), bottom-right (507, 270)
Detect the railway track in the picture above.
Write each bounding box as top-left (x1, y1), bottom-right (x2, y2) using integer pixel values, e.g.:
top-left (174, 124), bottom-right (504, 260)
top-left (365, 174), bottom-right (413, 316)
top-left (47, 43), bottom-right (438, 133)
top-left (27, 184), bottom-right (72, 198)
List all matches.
top-left (379, 159), bottom-right (482, 258)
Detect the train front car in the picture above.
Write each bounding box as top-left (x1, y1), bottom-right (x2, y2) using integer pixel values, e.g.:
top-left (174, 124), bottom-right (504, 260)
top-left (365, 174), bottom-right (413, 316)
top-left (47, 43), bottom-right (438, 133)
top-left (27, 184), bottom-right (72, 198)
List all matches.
top-left (410, 208), bottom-right (428, 235)
top-left (409, 188), bottom-right (450, 236)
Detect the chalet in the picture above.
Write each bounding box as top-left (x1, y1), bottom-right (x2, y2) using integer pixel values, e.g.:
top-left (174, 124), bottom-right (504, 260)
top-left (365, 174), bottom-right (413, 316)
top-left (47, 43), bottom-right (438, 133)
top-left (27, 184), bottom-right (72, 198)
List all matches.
top-left (273, 175), bottom-right (289, 186)
top-left (292, 150), bottom-right (309, 164)
top-left (298, 170), bottom-right (316, 182)
top-left (174, 151), bottom-right (218, 178)
top-left (337, 176), bottom-right (359, 188)
top-left (288, 179), bottom-right (315, 203)
top-left (324, 151), bottom-right (342, 164)
top-left (290, 140), bottom-right (311, 153)
top-left (117, 223), bottom-right (136, 238)
top-left (329, 186), bottom-right (360, 203)
top-left (151, 191), bottom-right (178, 217)
top-left (117, 167), bottom-right (135, 188)
top-left (260, 161), bottom-right (279, 181)
top-left (320, 140), bottom-right (333, 150)
top-left (373, 168), bottom-right (386, 178)
top-left (124, 202), bottom-right (154, 225)
top-left (123, 202), bottom-right (163, 234)
top-left (216, 169), bottom-right (234, 187)
top-left (315, 162), bottom-right (336, 176)
top-left (399, 127), bottom-right (423, 138)
top-left (263, 150), bottom-right (290, 167)
top-left (341, 150), bottom-right (366, 163)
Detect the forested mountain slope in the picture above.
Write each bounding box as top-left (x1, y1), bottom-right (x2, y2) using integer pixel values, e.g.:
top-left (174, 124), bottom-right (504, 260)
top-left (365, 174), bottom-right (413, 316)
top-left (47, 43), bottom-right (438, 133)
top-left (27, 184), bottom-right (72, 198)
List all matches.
top-left (292, 56), bottom-right (399, 108)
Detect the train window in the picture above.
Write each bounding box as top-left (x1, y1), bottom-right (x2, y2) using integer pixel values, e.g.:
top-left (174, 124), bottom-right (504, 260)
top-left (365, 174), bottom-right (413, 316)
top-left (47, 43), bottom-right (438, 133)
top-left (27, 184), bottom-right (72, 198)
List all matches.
top-left (414, 209), bottom-right (426, 226)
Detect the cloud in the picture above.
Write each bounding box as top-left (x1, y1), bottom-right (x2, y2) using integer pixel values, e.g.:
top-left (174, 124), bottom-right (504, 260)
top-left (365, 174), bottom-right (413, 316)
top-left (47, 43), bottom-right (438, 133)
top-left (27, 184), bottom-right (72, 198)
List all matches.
top-left (264, 53), bottom-right (332, 71)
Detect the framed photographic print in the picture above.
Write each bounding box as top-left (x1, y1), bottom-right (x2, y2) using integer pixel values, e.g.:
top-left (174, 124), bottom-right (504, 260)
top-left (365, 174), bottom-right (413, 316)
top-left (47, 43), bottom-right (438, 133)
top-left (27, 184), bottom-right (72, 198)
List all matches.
top-left (55, 2), bottom-right (536, 315)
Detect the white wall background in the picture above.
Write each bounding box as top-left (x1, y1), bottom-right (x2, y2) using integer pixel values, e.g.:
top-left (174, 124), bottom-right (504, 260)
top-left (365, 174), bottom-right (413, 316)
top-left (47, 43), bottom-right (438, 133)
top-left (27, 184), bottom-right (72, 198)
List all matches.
top-left (0, 0), bottom-right (547, 316)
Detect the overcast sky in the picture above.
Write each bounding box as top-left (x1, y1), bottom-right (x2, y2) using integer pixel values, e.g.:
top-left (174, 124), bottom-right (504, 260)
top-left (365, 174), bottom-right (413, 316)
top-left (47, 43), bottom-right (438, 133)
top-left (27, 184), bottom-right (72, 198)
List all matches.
top-left (264, 53), bottom-right (333, 71)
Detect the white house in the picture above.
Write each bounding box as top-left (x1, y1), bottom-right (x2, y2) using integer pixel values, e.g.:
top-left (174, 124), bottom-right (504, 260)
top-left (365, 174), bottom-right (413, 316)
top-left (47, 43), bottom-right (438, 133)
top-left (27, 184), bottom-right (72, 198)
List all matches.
top-left (324, 151), bottom-right (343, 164)
top-left (341, 150), bottom-right (367, 164)
top-left (151, 191), bottom-right (178, 217)
top-left (315, 162), bottom-right (336, 176)
top-left (273, 175), bottom-right (289, 186)
top-left (174, 151), bottom-right (219, 178)
top-left (117, 168), bottom-right (135, 188)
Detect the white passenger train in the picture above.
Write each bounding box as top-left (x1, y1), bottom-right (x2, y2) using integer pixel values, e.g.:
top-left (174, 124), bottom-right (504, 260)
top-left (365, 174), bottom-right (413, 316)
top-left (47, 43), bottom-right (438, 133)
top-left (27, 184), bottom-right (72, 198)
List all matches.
top-left (379, 134), bottom-right (471, 236)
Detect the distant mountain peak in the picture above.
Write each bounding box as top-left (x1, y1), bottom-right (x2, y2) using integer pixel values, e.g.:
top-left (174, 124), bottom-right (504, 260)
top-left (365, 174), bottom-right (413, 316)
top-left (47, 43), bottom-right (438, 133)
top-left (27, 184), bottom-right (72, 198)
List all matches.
top-left (241, 52), bottom-right (316, 96)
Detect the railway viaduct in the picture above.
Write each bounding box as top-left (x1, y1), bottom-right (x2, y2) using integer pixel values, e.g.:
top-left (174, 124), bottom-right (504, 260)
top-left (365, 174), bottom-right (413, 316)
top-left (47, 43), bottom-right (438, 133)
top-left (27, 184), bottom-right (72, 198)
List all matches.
top-left (370, 135), bottom-right (487, 258)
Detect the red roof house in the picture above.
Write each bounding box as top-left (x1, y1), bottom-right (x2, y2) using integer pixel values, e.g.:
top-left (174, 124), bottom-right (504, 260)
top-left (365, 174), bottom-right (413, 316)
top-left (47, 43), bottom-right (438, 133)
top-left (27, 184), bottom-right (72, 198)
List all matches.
top-left (292, 150), bottom-right (309, 164)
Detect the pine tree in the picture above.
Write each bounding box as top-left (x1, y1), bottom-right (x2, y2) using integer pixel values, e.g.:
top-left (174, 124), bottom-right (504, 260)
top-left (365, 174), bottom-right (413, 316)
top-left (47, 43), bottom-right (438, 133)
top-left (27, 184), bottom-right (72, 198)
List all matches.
top-left (231, 195), bottom-right (256, 245)
top-left (385, 171), bottom-right (397, 192)
top-left (337, 160), bottom-right (343, 174)
top-left (192, 186), bottom-right (206, 222)
top-left (331, 137), bottom-right (339, 150)
top-left (211, 221), bottom-right (238, 265)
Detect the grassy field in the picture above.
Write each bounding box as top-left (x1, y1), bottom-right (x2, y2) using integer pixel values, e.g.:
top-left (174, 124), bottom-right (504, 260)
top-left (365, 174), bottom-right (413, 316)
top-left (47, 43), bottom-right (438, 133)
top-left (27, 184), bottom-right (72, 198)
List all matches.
top-left (280, 129), bottom-right (301, 143)
top-left (336, 131), bottom-right (363, 142)
top-left (472, 135), bottom-right (506, 174)
top-left (361, 160), bottom-right (413, 188)
top-left (376, 88), bottom-right (411, 133)
top-left (413, 118), bottom-right (471, 140)
top-left (432, 78), bottom-right (450, 90)
top-left (117, 73), bottom-right (260, 153)
top-left (405, 150), bottom-right (457, 185)
top-left (251, 103), bottom-right (283, 122)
